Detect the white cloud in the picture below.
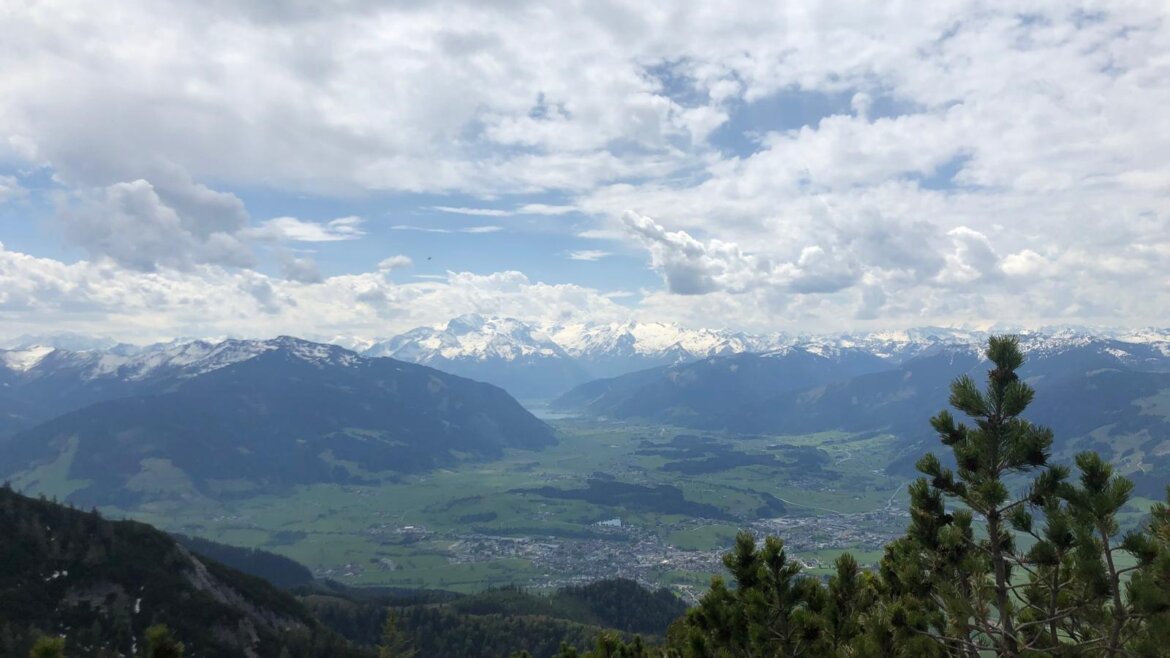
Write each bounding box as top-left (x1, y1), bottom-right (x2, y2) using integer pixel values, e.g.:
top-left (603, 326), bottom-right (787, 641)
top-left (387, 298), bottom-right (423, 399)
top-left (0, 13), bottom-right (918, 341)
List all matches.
top-left (59, 178), bottom-right (254, 271)
top-left (518, 204), bottom-right (577, 216)
top-left (278, 253), bottom-right (323, 284)
top-left (0, 243), bottom-right (628, 342)
top-left (567, 250), bottom-right (611, 261)
top-left (377, 255), bottom-right (413, 271)
top-left (250, 216), bottom-right (366, 242)
top-left (391, 224), bottom-right (502, 234)
top-left (430, 206), bottom-right (512, 217)
top-left (1, 2), bottom-right (1169, 333)
top-left (622, 211), bottom-right (766, 295)
top-left (0, 175), bottom-right (25, 201)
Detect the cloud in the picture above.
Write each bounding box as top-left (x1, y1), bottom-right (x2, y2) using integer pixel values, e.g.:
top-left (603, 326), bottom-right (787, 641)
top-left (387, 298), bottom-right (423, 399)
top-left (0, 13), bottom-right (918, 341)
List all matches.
top-left (518, 204), bottom-right (577, 215)
top-left (377, 255), bottom-right (413, 271)
top-left (430, 206), bottom-right (512, 217)
top-left (59, 178), bottom-right (254, 271)
top-left (938, 226), bottom-right (1000, 286)
top-left (429, 203), bottom-right (579, 217)
top-left (55, 174), bottom-right (371, 275)
top-left (278, 253), bottom-right (323, 284)
top-left (622, 211), bottom-right (762, 295)
top-left (2, 2), bottom-right (1170, 333)
top-left (249, 216), bottom-right (366, 242)
top-left (0, 243), bottom-right (629, 342)
top-left (0, 175), bottom-right (25, 201)
top-left (391, 224), bottom-right (502, 234)
top-left (567, 250), bottom-right (611, 261)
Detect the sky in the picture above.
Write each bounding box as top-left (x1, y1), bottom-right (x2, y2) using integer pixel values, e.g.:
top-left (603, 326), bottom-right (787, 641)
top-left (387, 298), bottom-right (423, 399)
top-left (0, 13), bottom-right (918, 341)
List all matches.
top-left (1, 0), bottom-right (1168, 342)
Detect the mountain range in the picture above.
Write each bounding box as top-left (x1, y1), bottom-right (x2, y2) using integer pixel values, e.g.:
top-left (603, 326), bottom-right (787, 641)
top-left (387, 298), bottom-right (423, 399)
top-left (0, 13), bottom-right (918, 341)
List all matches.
top-left (362, 314), bottom-right (789, 399)
top-left (363, 317), bottom-right (1170, 399)
top-left (5, 320), bottom-right (1170, 504)
top-left (552, 336), bottom-right (1170, 495)
top-left (0, 337), bottom-right (554, 506)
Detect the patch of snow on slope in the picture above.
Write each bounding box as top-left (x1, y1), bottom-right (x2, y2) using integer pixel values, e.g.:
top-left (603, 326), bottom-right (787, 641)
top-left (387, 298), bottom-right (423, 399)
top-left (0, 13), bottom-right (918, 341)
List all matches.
top-left (0, 346), bottom-right (55, 372)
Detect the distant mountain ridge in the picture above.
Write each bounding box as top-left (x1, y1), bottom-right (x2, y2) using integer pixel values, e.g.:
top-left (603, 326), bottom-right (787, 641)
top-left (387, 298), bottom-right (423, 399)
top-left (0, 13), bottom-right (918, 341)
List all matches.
top-left (5, 322), bottom-right (1169, 404)
top-left (552, 336), bottom-right (1170, 495)
top-left (361, 317), bottom-right (1170, 398)
top-left (0, 336), bottom-right (319, 435)
top-left (0, 337), bottom-right (555, 506)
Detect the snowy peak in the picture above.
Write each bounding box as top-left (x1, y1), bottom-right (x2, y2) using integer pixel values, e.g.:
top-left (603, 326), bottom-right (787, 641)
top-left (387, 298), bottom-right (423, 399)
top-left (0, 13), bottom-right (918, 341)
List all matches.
top-left (545, 321), bottom-right (768, 360)
top-left (265, 336), bottom-right (363, 368)
top-left (0, 336), bottom-right (364, 385)
top-left (366, 314), bottom-right (569, 363)
top-left (370, 317), bottom-right (1170, 370)
top-left (0, 345), bottom-right (55, 372)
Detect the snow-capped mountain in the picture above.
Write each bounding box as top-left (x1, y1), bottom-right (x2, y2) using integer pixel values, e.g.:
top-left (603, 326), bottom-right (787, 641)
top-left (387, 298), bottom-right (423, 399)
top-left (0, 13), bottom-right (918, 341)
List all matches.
top-left (1, 336), bottom-right (553, 506)
top-left (365, 317), bottom-right (1170, 399)
top-left (0, 336), bottom-right (362, 436)
top-left (7, 321), bottom-right (1169, 408)
top-left (367, 315), bottom-right (570, 363)
top-left (364, 315), bottom-right (590, 399)
top-left (546, 320), bottom-right (782, 377)
top-left (364, 314), bottom-right (788, 394)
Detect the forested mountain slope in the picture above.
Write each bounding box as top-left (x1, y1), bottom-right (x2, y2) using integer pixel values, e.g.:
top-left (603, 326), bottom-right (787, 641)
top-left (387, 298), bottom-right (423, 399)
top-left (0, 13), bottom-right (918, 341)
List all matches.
top-left (0, 486), bottom-right (364, 658)
top-left (0, 338), bottom-right (555, 506)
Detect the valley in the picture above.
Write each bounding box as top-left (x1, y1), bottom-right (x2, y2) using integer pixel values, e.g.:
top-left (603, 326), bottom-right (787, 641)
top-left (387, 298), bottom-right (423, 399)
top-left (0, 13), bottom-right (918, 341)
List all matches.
top-left (28, 419), bottom-right (910, 598)
top-left (5, 327), bottom-right (1170, 605)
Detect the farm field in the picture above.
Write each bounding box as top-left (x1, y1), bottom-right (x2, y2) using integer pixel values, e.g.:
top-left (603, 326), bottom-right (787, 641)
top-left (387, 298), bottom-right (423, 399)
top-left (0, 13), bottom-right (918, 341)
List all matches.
top-left (81, 419), bottom-right (916, 595)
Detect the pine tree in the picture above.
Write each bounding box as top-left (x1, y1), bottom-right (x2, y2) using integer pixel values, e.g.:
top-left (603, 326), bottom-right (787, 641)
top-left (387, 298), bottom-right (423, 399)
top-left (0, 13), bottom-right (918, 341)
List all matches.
top-left (907, 335), bottom-right (1066, 656)
top-left (28, 636), bottom-right (66, 658)
top-left (144, 624), bottom-right (184, 658)
top-left (682, 531), bottom-right (825, 657)
top-left (379, 610), bottom-right (416, 658)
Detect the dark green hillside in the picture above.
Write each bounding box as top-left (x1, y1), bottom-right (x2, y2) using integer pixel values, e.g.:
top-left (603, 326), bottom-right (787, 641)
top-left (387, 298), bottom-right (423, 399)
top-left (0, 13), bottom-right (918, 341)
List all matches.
top-left (721, 348), bottom-right (985, 437)
top-left (303, 578), bottom-right (686, 658)
top-left (0, 485), bottom-right (365, 658)
top-left (172, 533), bottom-right (316, 589)
top-left (558, 342), bottom-right (1170, 494)
top-left (1, 342), bottom-right (555, 506)
top-left (551, 348), bottom-right (886, 422)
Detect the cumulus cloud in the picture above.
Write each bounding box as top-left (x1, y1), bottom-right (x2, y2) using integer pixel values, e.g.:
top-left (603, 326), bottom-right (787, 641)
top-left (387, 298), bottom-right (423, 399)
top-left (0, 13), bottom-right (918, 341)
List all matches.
top-left (59, 178), bottom-right (254, 271)
top-left (938, 227), bottom-right (1000, 286)
top-left (622, 211), bottom-right (766, 295)
top-left (55, 174), bottom-right (373, 274)
top-left (0, 243), bottom-right (630, 342)
top-left (2, 1), bottom-right (1169, 333)
top-left (278, 253), bottom-right (323, 284)
top-left (621, 211), bottom-right (864, 297)
top-left (377, 255), bottom-right (413, 271)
